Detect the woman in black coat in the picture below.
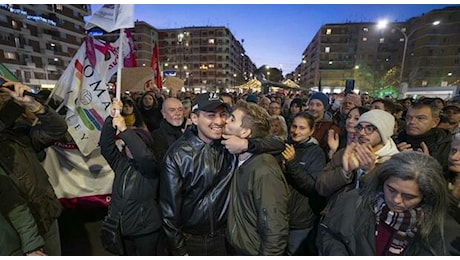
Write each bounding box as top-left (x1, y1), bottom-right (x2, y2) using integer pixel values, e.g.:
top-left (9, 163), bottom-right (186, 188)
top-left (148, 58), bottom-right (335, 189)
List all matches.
top-left (99, 98), bottom-right (164, 255)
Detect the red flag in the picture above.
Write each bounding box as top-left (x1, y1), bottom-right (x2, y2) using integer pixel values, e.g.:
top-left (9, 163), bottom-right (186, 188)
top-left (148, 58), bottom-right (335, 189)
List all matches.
top-left (124, 29), bottom-right (137, 68)
top-left (151, 41), bottom-right (162, 89)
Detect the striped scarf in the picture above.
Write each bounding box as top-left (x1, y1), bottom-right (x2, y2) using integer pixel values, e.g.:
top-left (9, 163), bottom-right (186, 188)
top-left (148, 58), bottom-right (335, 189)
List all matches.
top-left (374, 192), bottom-right (419, 255)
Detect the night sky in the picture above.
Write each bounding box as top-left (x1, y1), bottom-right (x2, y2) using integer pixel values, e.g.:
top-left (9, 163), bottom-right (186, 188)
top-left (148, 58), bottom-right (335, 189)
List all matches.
top-left (90, 4), bottom-right (458, 75)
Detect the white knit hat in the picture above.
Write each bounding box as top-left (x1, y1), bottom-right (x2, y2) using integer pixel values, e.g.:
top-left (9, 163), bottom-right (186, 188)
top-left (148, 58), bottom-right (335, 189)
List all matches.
top-left (357, 109), bottom-right (395, 144)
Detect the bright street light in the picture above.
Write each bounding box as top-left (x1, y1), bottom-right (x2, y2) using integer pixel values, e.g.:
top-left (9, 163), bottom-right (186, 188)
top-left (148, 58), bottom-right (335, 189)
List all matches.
top-left (378, 20), bottom-right (440, 85)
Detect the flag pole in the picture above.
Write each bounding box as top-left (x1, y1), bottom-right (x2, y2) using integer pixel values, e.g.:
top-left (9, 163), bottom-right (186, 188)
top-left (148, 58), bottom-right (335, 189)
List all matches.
top-left (116, 28), bottom-right (124, 101)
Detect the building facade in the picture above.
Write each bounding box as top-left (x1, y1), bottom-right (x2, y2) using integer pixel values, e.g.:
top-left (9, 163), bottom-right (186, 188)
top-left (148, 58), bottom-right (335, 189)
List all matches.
top-left (157, 26), bottom-right (256, 92)
top-left (296, 5), bottom-right (460, 95)
top-left (403, 6), bottom-right (460, 88)
top-left (0, 4), bottom-right (90, 90)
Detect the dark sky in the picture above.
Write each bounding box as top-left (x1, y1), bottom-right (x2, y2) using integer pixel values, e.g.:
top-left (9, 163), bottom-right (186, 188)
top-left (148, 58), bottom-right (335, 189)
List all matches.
top-left (91, 4), bottom-right (458, 75)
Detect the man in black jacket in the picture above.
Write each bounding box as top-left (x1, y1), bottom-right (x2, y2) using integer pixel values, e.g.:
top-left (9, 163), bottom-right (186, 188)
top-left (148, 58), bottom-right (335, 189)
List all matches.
top-left (394, 100), bottom-right (452, 176)
top-left (160, 93), bottom-right (285, 256)
top-left (151, 97), bottom-right (186, 164)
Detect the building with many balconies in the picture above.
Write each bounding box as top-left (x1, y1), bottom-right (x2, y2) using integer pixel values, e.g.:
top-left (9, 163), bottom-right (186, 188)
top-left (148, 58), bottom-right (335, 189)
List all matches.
top-left (157, 26), bottom-right (256, 92)
top-left (0, 4), bottom-right (90, 90)
top-left (296, 5), bottom-right (460, 95)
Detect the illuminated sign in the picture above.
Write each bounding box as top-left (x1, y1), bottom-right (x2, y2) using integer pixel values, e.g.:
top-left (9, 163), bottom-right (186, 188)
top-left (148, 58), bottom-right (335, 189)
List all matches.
top-left (0, 4), bottom-right (57, 27)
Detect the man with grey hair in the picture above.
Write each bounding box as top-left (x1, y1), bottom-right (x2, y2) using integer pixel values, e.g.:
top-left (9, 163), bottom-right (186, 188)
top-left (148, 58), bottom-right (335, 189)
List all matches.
top-left (151, 97), bottom-right (186, 164)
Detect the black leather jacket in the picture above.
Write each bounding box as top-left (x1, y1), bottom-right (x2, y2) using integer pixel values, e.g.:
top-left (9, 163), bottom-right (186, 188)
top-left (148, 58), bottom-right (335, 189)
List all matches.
top-left (99, 117), bottom-right (161, 236)
top-left (160, 125), bottom-right (284, 255)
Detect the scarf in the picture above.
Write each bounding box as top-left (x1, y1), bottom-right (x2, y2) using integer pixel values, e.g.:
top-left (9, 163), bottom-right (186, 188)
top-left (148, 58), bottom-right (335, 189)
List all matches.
top-left (374, 192), bottom-right (419, 255)
top-left (375, 138), bottom-right (400, 164)
top-left (123, 113), bottom-right (136, 127)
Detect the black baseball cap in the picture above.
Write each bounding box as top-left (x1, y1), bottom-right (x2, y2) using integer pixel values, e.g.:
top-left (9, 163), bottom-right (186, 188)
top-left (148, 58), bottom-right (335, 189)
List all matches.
top-left (192, 93), bottom-right (228, 112)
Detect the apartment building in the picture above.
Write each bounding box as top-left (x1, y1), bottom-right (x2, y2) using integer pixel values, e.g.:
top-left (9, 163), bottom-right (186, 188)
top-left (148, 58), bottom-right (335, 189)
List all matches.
top-left (404, 6), bottom-right (460, 88)
top-left (297, 5), bottom-right (460, 94)
top-left (158, 26), bottom-right (256, 92)
top-left (0, 4), bottom-right (90, 90)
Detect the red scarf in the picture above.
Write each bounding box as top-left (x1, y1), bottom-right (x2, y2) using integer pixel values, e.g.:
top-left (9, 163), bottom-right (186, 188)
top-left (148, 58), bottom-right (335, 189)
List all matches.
top-left (374, 192), bottom-right (420, 255)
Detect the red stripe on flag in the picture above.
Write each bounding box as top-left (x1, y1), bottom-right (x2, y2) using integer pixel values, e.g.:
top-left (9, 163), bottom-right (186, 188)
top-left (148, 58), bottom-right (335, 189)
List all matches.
top-left (59, 194), bottom-right (112, 209)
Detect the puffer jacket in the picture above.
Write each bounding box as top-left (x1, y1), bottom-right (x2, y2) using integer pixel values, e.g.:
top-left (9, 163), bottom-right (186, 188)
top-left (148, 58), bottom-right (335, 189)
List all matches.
top-left (0, 105), bottom-right (67, 235)
top-left (99, 117), bottom-right (161, 236)
top-left (160, 125), bottom-right (285, 255)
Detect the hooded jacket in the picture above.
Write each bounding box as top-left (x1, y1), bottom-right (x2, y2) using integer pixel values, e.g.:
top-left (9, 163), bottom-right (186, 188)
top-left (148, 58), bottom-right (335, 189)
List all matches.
top-left (99, 117), bottom-right (162, 236)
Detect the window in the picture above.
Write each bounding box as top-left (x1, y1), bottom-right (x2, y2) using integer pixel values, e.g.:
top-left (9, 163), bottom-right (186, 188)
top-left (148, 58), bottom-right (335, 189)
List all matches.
top-left (379, 38), bottom-right (385, 44)
top-left (55, 4), bottom-right (63, 10)
top-left (4, 52), bottom-right (16, 60)
top-left (11, 20), bottom-right (18, 29)
top-left (326, 28), bottom-right (332, 35)
top-left (363, 27), bottom-right (368, 32)
top-left (325, 47), bottom-right (330, 53)
top-left (422, 80), bottom-right (428, 86)
top-left (362, 37), bottom-right (368, 42)
top-left (208, 38), bottom-right (215, 44)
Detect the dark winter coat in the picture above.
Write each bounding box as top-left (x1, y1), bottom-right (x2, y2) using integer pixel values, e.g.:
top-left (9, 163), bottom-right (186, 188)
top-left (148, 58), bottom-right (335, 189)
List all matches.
top-left (99, 117), bottom-right (162, 236)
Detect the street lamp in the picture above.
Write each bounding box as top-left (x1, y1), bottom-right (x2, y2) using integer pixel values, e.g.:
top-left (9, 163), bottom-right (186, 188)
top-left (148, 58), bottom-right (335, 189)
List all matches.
top-left (177, 32), bottom-right (184, 79)
top-left (377, 20), bottom-right (440, 85)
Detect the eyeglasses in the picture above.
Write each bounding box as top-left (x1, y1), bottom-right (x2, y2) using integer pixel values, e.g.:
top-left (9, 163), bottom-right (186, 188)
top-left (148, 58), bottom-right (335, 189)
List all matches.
top-left (354, 124), bottom-right (378, 135)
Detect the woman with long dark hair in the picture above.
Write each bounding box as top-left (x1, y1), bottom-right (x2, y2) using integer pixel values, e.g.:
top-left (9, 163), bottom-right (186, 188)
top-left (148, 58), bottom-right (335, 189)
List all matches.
top-left (318, 152), bottom-right (456, 255)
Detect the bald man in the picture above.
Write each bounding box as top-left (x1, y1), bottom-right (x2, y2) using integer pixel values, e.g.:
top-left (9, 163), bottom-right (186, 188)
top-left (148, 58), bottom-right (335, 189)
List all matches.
top-left (151, 98), bottom-right (186, 164)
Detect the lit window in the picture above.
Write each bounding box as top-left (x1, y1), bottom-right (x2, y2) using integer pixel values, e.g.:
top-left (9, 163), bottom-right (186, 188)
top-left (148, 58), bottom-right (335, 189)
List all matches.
top-left (56, 4), bottom-right (63, 10)
top-left (208, 39), bottom-right (215, 44)
top-left (400, 38), bottom-right (404, 42)
top-left (362, 37), bottom-right (367, 42)
top-left (422, 80), bottom-right (428, 86)
top-left (379, 38), bottom-right (385, 43)
top-left (326, 28), bottom-right (332, 35)
top-left (363, 27), bottom-right (368, 32)
top-left (11, 20), bottom-right (18, 29)
top-left (325, 47), bottom-right (330, 53)
top-left (209, 64), bottom-right (214, 68)
top-left (4, 52), bottom-right (16, 60)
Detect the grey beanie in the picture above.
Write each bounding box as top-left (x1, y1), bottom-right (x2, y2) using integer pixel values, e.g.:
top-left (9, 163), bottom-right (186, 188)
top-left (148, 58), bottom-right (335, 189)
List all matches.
top-left (357, 109), bottom-right (394, 144)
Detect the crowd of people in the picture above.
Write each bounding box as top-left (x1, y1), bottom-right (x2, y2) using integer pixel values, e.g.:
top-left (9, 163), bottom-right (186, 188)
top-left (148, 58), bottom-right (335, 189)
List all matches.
top-left (1, 75), bottom-right (459, 256)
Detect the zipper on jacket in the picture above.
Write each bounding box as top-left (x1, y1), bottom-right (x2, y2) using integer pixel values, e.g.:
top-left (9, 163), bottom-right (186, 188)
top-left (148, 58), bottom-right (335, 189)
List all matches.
top-left (122, 166), bottom-right (131, 198)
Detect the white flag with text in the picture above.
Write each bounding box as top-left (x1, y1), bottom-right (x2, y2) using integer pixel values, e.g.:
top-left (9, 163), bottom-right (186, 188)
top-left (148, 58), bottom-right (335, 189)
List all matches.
top-left (85, 4), bottom-right (134, 32)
